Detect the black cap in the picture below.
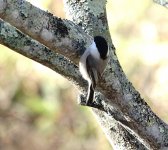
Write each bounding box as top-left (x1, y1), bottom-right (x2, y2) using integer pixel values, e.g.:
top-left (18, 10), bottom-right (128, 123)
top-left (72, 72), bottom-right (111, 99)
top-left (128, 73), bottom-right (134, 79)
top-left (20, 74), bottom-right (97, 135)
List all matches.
top-left (94, 36), bottom-right (108, 60)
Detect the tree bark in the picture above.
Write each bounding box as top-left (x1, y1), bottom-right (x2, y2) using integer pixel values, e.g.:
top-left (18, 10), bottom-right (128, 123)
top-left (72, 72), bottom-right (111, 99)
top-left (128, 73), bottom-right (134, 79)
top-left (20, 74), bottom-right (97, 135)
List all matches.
top-left (0, 0), bottom-right (168, 149)
top-left (153, 0), bottom-right (168, 8)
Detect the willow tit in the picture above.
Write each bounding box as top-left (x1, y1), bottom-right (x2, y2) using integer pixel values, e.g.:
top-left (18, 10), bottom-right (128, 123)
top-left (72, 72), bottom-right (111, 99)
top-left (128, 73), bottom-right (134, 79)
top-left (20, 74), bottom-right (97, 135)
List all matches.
top-left (79, 36), bottom-right (109, 106)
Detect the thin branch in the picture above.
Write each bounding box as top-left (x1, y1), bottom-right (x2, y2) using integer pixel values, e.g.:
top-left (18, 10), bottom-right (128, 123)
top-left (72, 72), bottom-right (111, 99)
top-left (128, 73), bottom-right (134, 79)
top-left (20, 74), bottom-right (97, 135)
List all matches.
top-left (153, 0), bottom-right (168, 8)
top-left (0, 0), bottom-right (168, 149)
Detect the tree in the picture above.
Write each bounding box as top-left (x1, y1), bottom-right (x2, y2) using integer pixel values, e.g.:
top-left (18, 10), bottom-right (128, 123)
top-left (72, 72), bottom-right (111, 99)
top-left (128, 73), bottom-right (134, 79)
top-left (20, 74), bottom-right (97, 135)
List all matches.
top-left (0, 0), bottom-right (168, 149)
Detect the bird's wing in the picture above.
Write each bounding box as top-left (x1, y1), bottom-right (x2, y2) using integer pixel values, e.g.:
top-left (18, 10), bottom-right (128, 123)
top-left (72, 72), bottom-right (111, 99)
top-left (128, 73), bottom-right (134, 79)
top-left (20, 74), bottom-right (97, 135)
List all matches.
top-left (86, 55), bottom-right (98, 89)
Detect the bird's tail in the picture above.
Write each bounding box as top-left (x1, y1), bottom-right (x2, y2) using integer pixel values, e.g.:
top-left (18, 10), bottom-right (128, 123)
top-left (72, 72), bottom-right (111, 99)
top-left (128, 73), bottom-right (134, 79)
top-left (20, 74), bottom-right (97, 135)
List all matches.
top-left (87, 83), bottom-right (95, 106)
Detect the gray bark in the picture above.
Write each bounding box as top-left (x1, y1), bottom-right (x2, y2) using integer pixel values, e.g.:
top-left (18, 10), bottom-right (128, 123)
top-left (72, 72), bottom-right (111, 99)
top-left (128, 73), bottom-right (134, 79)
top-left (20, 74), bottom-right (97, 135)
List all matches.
top-left (153, 0), bottom-right (168, 8)
top-left (0, 0), bottom-right (168, 149)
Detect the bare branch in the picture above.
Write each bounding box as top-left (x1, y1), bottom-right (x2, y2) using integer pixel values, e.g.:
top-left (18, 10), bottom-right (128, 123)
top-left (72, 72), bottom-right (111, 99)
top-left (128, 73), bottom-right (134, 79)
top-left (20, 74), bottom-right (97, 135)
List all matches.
top-left (0, 0), bottom-right (92, 64)
top-left (0, 19), bottom-right (84, 89)
top-left (153, 0), bottom-right (168, 8)
top-left (64, 0), bottom-right (168, 149)
top-left (0, 0), bottom-right (168, 149)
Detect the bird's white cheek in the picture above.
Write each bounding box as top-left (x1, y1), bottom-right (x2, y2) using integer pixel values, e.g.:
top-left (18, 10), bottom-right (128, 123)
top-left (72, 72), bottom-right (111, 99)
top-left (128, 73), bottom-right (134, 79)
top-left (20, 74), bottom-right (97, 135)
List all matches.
top-left (89, 41), bottom-right (100, 60)
top-left (90, 48), bottom-right (100, 60)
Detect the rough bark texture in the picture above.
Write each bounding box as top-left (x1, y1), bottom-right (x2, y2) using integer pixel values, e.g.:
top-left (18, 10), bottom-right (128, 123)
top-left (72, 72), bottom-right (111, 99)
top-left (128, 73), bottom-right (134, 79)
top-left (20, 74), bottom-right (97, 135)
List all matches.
top-left (153, 0), bottom-right (168, 8)
top-left (0, 0), bottom-right (168, 149)
top-left (0, 0), bottom-right (92, 64)
top-left (0, 19), bottom-right (83, 87)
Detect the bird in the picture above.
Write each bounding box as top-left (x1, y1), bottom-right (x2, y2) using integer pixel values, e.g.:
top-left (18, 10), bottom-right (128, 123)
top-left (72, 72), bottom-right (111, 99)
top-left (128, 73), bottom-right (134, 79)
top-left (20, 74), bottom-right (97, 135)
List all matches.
top-left (79, 36), bottom-right (109, 105)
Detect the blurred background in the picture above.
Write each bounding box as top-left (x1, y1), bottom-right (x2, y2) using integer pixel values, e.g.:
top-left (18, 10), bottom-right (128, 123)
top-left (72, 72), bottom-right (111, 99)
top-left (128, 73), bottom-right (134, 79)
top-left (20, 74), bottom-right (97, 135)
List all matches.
top-left (0, 0), bottom-right (167, 149)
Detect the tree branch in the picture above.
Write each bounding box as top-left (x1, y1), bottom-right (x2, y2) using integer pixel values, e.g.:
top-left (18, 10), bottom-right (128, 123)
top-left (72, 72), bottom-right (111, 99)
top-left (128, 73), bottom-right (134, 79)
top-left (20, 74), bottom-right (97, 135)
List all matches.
top-left (153, 0), bottom-right (168, 8)
top-left (64, 0), bottom-right (168, 149)
top-left (0, 17), bottom-right (147, 150)
top-left (0, 19), bottom-right (84, 88)
top-left (0, 0), bottom-right (168, 149)
top-left (0, 0), bottom-right (92, 64)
